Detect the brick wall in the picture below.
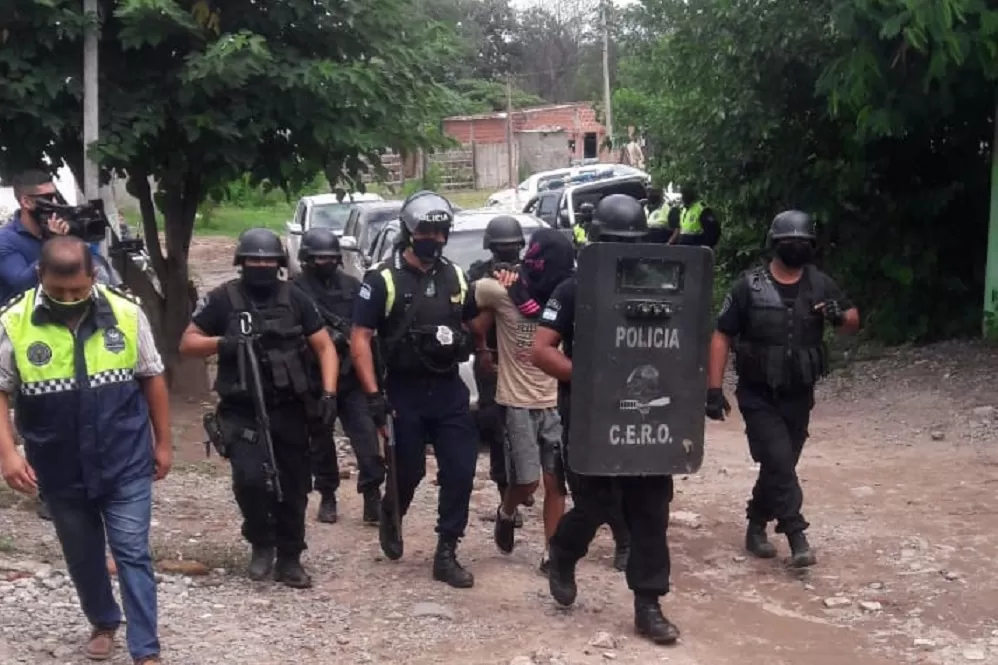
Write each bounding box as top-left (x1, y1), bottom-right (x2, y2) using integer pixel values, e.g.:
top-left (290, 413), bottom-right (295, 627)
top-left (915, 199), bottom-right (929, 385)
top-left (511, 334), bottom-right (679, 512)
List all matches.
top-left (442, 103), bottom-right (612, 162)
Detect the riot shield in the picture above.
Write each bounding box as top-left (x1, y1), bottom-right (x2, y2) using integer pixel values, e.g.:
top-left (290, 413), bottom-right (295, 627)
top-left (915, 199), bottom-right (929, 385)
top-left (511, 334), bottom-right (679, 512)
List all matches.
top-left (569, 243), bottom-right (714, 476)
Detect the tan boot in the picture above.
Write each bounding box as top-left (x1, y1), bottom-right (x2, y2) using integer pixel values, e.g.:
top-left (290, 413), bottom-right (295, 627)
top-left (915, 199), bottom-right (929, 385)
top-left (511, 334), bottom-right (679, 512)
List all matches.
top-left (83, 627), bottom-right (116, 661)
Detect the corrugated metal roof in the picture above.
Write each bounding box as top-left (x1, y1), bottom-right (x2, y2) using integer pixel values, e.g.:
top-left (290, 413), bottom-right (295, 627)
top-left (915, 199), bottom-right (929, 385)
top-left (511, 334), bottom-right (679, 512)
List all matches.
top-left (443, 102), bottom-right (591, 123)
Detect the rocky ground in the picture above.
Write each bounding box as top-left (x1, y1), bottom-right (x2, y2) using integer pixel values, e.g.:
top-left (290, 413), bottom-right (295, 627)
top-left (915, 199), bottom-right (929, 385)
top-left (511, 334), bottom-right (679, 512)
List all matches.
top-left (1, 237), bottom-right (997, 664)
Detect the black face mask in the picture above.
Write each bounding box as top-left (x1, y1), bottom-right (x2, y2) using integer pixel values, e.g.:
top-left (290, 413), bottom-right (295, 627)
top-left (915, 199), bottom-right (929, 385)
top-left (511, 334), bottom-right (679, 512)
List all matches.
top-left (492, 247), bottom-right (520, 264)
top-left (411, 237), bottom-right (444, 264)
top-left (307, 262), bottom-right (338, 280)
top-left (43, 294), bottom-right (91, 322)
top-left (775, 241), bottom-right (813, 268)
top-left (242, 266), bottom-right (280, 291)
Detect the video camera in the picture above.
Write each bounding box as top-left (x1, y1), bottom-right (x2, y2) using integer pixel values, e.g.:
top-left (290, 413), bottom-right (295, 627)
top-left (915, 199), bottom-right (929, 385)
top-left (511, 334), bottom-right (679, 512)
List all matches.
top-left (33, 195), bottom-right (146, 257)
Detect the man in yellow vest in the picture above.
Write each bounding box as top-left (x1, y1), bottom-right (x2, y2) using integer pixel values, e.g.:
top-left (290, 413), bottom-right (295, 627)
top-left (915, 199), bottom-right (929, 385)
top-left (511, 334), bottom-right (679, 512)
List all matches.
top-left (672, 183), bottom-right (720, 248)
top-left (0, 236), bottom-right (170, 665)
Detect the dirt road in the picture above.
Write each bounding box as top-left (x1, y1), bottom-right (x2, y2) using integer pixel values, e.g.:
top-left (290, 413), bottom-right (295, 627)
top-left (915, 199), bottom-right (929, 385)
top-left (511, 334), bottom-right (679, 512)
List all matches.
top-left (0, 238), bottom-right (996, 664)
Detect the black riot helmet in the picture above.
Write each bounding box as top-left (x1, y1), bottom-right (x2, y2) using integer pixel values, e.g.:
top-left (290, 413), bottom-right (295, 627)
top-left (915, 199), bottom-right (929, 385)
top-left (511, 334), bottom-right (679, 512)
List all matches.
top-left (399, 190), bottom-right (454, 239)
top-left (767, 210), bottom-right (816, 248)
top-left (233, 227), bottom-right (287, 266)
top-left (589, 194), bottom-right (648, 242)
top-left (299, 227), bottom-right (342, 263)
top-left (482, 215), bottom-right (525, 250)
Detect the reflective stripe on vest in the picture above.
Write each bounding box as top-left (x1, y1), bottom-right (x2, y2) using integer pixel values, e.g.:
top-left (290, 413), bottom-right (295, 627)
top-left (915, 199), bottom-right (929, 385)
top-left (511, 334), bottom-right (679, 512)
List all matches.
top-left (2, 287), bottom-right (139, 395)
top-left (379, 262), bottom-right (468, 317)
top-left (648, 207), bottom-right (667, 227)
top-left (572, 225), bottom-right (587, 245)
top-left (680, 201), bottom-right (705, 235)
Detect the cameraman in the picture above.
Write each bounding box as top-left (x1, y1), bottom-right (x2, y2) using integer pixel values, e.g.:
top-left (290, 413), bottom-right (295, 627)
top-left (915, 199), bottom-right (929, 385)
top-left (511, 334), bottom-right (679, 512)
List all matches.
top-left (0, 170), bottom-right (118, 304)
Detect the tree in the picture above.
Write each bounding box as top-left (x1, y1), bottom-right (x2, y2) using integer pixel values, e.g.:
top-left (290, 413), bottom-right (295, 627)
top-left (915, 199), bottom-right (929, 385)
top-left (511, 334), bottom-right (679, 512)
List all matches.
top-left (0, 0), bottom-right (454, 388)
top-left (614, 0), bottom-right (998, 342)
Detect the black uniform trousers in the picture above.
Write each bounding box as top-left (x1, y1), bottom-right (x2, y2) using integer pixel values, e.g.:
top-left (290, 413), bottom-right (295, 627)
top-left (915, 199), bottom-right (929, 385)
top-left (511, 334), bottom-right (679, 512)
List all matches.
top-left (310, 385), bottom-right (385, 496)
top-left (220, 400), bottom-right (311, 557)
top-left (735, 382), bottom-right (813, 535)
top-left (551, 400), bottom-right (668, 596)
top-left (384, 373), bottom-right (478, 541)
top-left (472, 354), bottom-right (507, 489)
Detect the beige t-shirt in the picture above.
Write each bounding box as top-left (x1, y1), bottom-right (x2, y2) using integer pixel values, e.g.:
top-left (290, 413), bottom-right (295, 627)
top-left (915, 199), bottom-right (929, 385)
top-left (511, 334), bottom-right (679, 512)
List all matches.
top-left (475, 278), bottom-right (557, 409)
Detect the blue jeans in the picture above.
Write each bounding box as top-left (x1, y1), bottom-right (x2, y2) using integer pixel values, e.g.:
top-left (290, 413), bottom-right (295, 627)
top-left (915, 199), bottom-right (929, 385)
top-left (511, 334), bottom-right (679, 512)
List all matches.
top-left (48, 475), bottom-right (159, 661)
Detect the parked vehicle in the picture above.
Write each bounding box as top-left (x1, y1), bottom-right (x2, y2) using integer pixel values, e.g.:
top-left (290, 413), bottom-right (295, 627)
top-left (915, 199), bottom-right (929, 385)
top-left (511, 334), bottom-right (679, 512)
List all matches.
top-left (523, 174), bottom-right (650, 230)
top-left (485, 163), bottom-right (649, 210)
top-left (339, 200), bottom-right (404, 280)
top-left (284, 192), bottom-right (384, 276)
top-left (361, 209), bottom-right (547, 408)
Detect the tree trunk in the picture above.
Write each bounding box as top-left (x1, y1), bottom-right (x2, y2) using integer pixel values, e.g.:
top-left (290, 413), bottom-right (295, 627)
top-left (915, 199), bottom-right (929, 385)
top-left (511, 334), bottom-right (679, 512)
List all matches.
top-left (125, 170), bottom-right (210, 396)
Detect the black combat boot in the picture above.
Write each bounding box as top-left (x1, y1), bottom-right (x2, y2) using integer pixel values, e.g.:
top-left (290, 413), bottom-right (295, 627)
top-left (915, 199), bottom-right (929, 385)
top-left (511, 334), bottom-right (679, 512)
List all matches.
top-left (362, 487), bottom-right (381, 526)
top-left (432, 538), bottom-right (474, 589)
top-left (613, 540), bottom-right (630, 572)
top-left (316, 493), bottom-right (338, 524)
top-left (787, 531), bottom-right (817, 568)
top-left (378, 497), bottom-right (403, 560)
top-left (247, 545), bottom-right (275, 581)
top-left (634, 595), bottom-right (680, 645)
top-left (547, 545), bottom-right (578, 606)
top-left (745, 521), bottom-right (777, 559)
top-left (274, 554), bottom-right (313, 589)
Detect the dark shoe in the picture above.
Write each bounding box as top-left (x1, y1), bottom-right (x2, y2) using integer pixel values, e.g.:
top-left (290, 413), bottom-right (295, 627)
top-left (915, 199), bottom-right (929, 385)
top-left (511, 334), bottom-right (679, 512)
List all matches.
top-left (432, 538), bottom-right (474, 589)
top-left (523, 493), bottom-right (535, 507)
top-left (787, 531), bottom-right (817, 568)
top-left (513, 507), bottom-right (524, 528)
top-left (316, 493), bottom-right (338, 524)
top-left (362, 487), bottom-right (381, 525)
top-left (378, 498), bottom-right (403, 560)
top-left (247, 545), bottom-right (275, 581)
top-left (36, 499), bottom-right (52, 521)
top-left (274, 555), bottom-right (313, 589)
top-left (745, 521), bottom-right (777, 559)
top-left (634, 596), bottom-right (680, 645)
top-left (494, 506), bottom-right (516, 554)
top-left (547, 546), bottom-right (577, 606)
top-left (613, 541), bottom-right (630, 572)
top-left (538, 554), bottom-right (550, 576)
top-left (83, 627), bottom-right (117, 660)
top-left (134, 656), bottom-right (161, 664)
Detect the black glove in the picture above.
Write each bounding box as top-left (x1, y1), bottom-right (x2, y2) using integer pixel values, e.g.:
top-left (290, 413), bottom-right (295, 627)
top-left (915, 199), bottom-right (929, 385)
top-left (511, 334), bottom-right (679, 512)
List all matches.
top-left (366, 391), bottom-right (389, 428)
top-left (318, 392), bottom-right (338, 427)
top-left (820, 299), bottom-right (845, 326)
top-left (705, 388), bottom-right (731, 421)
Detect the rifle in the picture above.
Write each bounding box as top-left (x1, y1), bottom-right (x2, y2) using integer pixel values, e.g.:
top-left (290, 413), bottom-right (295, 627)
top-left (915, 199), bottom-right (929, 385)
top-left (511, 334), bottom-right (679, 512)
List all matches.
top-left (237, 313), bottom-right (284, 503)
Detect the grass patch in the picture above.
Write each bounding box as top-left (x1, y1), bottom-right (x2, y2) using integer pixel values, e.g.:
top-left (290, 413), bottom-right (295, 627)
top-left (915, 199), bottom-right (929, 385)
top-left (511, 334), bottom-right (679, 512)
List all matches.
top-left (0, 537), bottom-right (15, 554)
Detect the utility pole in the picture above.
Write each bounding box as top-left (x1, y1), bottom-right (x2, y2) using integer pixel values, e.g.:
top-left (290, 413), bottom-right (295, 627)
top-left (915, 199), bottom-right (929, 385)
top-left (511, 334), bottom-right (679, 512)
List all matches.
top-left (601, 0), bottom-right (614, 154)
top-left (82, 0), bottom-right (110, 257)
top-left (506, 74), bottom-right (516, 195)
top-left (984, 94), bottom-right (998, 339)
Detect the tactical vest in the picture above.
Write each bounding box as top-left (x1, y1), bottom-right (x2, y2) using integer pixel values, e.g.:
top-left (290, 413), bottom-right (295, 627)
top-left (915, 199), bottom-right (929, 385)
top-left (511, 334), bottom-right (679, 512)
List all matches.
top-left (293, 272), bottom-right (355, 378)
top-left (647, 206), bottom-right (667, 228)
top-left (572, 225), bottom-right (587, 247)
top-left (215, 280), bottom-right (314, 404)
top-left (378, 252), bottom-right (471, 376)
top-left (0, 285), bottom-right (152, 498)
top-left (734, 266), bottom-right (827, 391)
top-left (680, 201), bottom-right (705, 235)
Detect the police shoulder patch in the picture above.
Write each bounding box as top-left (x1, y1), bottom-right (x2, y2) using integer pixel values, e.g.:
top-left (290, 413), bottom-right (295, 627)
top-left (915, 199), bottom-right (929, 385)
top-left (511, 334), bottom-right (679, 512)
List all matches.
top-left (358, 283), bottom-right (372, 301)
top-left (541, 298), bottom-right (560, 322)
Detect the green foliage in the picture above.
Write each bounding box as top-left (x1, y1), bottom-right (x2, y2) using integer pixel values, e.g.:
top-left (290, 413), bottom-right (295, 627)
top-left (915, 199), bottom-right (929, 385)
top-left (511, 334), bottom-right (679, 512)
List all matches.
top-left (445, 79), bottom-right (546, 115)
top-left (0, 0), bottom-right (457, 373)
top-left (615, 0), bottom-right (998, 343)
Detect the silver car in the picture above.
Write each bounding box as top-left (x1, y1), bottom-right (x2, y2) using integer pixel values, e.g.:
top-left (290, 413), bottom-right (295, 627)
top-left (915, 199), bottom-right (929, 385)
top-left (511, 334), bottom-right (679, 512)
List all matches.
top-left (362, 209), bottom-right (549, 407)
top-left (284, 192), bottom-right (384, 277)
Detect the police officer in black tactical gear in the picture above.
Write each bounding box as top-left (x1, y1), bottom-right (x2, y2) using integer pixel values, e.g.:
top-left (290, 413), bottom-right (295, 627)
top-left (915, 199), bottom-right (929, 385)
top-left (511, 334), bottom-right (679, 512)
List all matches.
top-left (293, 228), bottom-right (385, 526)
top-left (707, 210), bottom-right (859, 568)
top-left (533, 194), bottom-right (680, 645)
top-left (350, 190), bottom-right (483, 589)
top-left (180, 228), bottom-right (340, 589)
top-left (467, 215), bottom-right (528, 524)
